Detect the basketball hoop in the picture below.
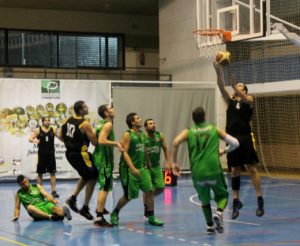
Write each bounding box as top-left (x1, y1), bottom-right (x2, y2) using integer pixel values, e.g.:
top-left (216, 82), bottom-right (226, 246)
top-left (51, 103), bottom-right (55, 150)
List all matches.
top-left (193, 29), bottom-right (232, 58)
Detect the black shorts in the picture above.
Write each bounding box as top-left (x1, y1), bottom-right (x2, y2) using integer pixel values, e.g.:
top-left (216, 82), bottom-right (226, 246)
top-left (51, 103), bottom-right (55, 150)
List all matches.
top-left (37, 153), bottom-right (56, 174)
top-left (227, 134), bottom-right (259, 167)
top-left (66, 151), bottom-right (98, 181)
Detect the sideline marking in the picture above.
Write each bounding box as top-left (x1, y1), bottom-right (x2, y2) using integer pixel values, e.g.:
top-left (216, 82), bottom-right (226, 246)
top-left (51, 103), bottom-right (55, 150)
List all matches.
top-left (120, 226), bottom-right (200, 245)
top-left (0, 237), bottom-right (28, 246)
top-left (189, 194), bottom-right (260, 226)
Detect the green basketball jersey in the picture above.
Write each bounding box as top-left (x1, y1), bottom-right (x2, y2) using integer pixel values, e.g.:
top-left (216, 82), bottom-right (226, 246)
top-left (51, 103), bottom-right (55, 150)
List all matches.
top-left (121, 129), bottom-right (145, 169)
top-left (143, 131), bottom-right (162, 167)
top-left (93, 119), bottom-right (115, 166)
top-left (17, 184), bottom-right (45, 208)
top-left (187, 122), bottom-right (222, 178)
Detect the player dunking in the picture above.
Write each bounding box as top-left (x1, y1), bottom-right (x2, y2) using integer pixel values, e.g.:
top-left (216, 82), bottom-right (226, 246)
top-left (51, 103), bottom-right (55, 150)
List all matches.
top-left (214, 62), bottom-right (264, 219)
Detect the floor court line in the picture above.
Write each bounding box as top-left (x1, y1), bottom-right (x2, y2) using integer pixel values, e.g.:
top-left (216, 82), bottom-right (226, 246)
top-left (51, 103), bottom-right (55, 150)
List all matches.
top-left (0, 237), bottom-right (28, 246)
top-left (189, 194), bottom-right (261, 226)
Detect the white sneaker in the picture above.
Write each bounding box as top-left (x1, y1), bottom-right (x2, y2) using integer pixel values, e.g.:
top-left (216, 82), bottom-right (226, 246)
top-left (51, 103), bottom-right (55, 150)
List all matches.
top-left (213, 211), bottom-right (224, 233)
top-left (206, 225), bottom-right (215, 235)
top-left (63, 205), bottom-right (72, 221)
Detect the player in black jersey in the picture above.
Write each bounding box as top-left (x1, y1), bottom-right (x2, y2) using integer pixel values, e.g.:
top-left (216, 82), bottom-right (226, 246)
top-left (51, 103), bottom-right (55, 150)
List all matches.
top-left (61, 100), bottom-right (98, 220)
top-left (214, 62), bottom-right (264, 219)
top-left (29, 116), bottom-right (61, 198)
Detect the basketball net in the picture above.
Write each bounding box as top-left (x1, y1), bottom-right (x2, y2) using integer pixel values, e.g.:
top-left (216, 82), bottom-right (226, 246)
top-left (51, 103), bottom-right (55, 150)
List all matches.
top-left (193, 29), bottom-right (231, 58)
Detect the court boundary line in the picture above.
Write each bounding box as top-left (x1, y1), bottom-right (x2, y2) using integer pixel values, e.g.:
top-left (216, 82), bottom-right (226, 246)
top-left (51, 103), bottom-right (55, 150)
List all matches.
top-left (189, 194), bottom-right (260, 226)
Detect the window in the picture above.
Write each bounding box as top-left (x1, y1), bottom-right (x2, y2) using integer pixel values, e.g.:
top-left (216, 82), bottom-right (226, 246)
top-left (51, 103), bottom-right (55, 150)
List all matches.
top-left (0, 30), bottom-right (5, 64)
top-left (8, 31), bottom-right (57, 67)
top-left (1, 29), bottom-right (124, 69)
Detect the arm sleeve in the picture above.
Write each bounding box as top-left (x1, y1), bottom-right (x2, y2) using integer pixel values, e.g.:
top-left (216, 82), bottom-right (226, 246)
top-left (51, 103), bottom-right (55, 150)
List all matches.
top-left (224, 134), bottom-right (239, 153)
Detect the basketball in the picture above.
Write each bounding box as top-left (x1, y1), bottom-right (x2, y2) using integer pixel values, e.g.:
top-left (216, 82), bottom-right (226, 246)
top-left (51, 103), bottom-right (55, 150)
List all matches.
top-left (215, 51), bottom-right (231, 66)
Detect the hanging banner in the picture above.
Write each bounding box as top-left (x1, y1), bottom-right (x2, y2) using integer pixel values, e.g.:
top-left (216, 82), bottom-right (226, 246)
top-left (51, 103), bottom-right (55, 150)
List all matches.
top-left (0, 78), bottom-right (110, 181)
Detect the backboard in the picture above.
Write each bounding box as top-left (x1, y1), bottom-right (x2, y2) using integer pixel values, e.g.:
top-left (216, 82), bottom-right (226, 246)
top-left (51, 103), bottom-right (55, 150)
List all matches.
top-left (196, 0), bottom-right (264, 43)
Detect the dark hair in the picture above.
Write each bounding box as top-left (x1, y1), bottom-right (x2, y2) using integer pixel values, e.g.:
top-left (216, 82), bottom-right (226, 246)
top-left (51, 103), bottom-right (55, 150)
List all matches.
top-left (98, 104), bottom-right (108, 119)
top-left (74, 101), bottom-right (85, 115)
top-left (41, 116), bottom-right (50, 123)
top-left (144, 118), bottom-right (153, 128)
top-left (243, 84), bottom-right (248, 94)
top-left (17, 175), bottom-right (25, 185)
top-left (192, 107), bottom-right (205, 124)
top-left (126, 113), bottom-right (137, 128)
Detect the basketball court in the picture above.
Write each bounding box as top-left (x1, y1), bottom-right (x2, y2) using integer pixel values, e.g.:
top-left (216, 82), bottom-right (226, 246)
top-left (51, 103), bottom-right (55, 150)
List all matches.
top-left (1, 0), bottom-right (300, 245)
top-left (1, 176), bottom-right (300, 246)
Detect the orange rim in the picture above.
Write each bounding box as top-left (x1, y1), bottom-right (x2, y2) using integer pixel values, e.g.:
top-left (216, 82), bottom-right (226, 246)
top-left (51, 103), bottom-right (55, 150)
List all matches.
top-left (193, 29), bottom-right (224, 36)
top-left (193, 29), bottom-right (232, 42)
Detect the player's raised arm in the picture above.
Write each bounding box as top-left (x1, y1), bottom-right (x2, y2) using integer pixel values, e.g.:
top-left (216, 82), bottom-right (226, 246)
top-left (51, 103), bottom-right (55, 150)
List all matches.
top-left (213, 61), bottom-right (231, 104)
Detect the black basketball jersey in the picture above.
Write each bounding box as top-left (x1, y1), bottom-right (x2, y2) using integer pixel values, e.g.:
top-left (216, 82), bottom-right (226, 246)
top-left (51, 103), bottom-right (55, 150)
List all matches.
top-left (62, 116), bottom-right (90, 152)
top-left (226, 98), bottom-right (253, 135)
top-left (37, 127), bottom-right (55, 155)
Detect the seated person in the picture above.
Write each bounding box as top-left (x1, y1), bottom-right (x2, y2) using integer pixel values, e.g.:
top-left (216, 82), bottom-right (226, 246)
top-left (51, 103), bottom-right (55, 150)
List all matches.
top-left (13, 175), bottom-right (72, 221)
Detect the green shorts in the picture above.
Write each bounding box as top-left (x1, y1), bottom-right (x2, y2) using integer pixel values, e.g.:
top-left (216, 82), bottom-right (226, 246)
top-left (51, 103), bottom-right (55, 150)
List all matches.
top-left (120, 164), bottom-right (153, 200)
top-left (192, 173), bottom-right (228, 205)
top-left (149, 165), bottom-right (165, 190)
top-left (95, 161), bottom-right (113, 192)
top-left (28, 201), bottom-right (55, 219)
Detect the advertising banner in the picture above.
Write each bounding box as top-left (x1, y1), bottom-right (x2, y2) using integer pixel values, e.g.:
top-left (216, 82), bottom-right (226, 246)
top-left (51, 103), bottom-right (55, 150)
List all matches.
top-left (0, 79), bottom-right (110, 181)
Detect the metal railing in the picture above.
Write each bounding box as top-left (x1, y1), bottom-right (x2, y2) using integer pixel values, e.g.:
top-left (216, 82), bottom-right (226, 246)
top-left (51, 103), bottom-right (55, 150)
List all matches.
top-left (0, 66), bottom-right (172, 81)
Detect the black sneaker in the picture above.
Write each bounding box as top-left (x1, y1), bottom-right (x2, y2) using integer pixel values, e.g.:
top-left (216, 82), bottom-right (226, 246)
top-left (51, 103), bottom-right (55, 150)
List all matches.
top-left (51, 191), bottom-right (59, 198)
top-left (50, 214), bottom-right (64, 221)
top-left (256, 197), bottom-right (264, 217)
top-left (144, 210), bottom-right (149, 219)
top-left (232, 199), bottom-right (243, 220)
top-left (94, 217), bottom-right (114, 228)
top-left (79, 206), bottom-right (94, 220)
top-left (95, 208), bottom-right (110, 215)
top-left (62, 205), bottom-right (72, 221)
top-left (66, 197), bottom-right (79, 213)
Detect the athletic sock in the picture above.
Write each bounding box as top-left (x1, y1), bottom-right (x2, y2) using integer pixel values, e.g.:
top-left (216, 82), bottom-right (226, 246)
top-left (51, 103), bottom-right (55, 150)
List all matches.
top-left (231, 176), bottom-right (241, 191)
top-left (148, 210), bottom-right (154, 217)
top-left (96, 212), bottom-right (104, 218)
top-left (114, 208), bottom-right (120, 215)
top-left (202, 204), bottom-right (213, 225)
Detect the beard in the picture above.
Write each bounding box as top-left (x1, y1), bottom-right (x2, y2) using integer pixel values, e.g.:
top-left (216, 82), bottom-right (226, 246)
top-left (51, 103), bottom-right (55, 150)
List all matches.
top-left (147, 128), bottom-right (155, 134)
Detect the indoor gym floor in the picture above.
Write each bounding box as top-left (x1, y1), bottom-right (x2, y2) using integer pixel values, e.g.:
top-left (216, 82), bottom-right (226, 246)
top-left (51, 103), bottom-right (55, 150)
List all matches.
top-left (0, 175), bottom-right (299, 246)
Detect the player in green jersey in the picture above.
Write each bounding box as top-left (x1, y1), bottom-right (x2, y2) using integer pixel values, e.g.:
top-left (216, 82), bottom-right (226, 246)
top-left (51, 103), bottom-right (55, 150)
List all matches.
top-left (93, 104), bottom-right (123, 227)
top-left (172, 107), bottom-right (239, 235)
top-left (142, 119), bottom-right (170, 218)
top-left (13, 175), bottom-right (71, 222)
top-left (110, 113), bottom-right (164, 226)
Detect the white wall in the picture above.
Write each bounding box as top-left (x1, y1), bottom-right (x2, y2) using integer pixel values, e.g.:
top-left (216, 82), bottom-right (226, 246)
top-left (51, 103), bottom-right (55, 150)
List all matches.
top-left (159, 0), bottom-right (227, 82)
top-left (159, 0), bottom-right (227, 127)
top-left (126, 48), bottom-right (159, 68)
